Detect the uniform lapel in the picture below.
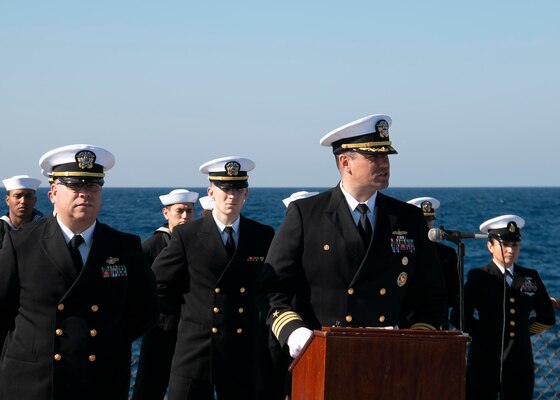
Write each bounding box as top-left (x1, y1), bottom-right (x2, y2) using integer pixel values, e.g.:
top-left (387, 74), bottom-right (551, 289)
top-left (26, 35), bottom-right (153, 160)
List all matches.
top-left (327, 186), bottom-right (365, 246)
top-left (85, 223), bottom-right (111, 275)
top-left (217, 216), bottom-right (251, 283)
top-left (40, 215), bottom-right (78, 285)
top-left (197, 216), bottom-right (230, 276)
top-left (350, 193), bottom-right (392, 285)
top-left (327, 186), bottom-right (368, 282)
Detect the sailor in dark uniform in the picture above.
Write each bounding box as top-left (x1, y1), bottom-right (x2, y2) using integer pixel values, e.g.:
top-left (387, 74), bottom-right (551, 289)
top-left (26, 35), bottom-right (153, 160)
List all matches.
top-left (152, 156), bottom-right (275, 400)
top-left (142, 189), bottom-right (200, 266)
top-left (133, 188), bottom-right (199, 400)
top-left (1, 174), bottom-right (44, 248)
top-left (407, 196), bottom-right (459, 328)
top-left (0, 144), bottom-right (159, 400)
top-left (0, 175), bottom-right (44, 350)
top-left (451, 215), bottom-right (556, 400)
top-left (262, 114), bottom-right (447, 361)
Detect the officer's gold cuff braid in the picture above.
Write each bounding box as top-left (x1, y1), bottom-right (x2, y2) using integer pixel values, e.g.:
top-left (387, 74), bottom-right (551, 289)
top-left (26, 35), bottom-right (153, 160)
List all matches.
top-left (528, 322), bottom-right (553, 335)
top-left (272, 310), bottom-right (303, 340)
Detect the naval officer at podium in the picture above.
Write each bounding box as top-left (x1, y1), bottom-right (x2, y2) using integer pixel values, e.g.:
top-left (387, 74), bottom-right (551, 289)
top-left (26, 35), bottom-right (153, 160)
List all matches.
top-left (262, 114), bottom-right (447, 363)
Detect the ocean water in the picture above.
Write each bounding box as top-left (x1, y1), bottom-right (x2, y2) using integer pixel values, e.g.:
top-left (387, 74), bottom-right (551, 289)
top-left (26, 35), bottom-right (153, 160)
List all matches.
top-left (3, 187), bottom-right (559, 397)
top-left (21, 186), bottom-right (553, 293)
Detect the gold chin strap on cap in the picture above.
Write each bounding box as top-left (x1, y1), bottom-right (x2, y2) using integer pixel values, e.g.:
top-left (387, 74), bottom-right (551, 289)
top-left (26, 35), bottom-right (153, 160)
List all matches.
top-left (208, 176), bottom-right (249, 181)
top-left (341, 141), bottom-right (392, 149)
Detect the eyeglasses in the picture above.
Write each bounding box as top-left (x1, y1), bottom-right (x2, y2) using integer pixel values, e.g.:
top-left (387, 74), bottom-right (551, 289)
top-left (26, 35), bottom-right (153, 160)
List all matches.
top-left (57, 182), bottom-right (103, 193)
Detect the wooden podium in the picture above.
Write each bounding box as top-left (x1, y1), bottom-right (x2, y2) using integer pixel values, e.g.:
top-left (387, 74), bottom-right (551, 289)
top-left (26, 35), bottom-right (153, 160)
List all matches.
top-left (289, 327), bottom-right (469, 400)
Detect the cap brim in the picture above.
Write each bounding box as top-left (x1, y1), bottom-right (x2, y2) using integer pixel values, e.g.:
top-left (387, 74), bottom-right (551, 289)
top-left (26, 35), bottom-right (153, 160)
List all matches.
top-left (212, 181), bottom-right (248, 189)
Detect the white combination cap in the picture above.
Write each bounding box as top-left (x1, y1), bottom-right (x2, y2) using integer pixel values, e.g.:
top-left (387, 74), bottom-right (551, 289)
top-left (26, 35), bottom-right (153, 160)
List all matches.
top-left (2, 175), bottom-right (41, 191)
top-left (159, 189), bottom-right (199, 206)
top-left (480, 214), bottom-right (525, 242)
top-left (282, 191), bottom-right (319, 208)
top-left (199, 156), bottom-right (255, 189)
top-left (320, 114), bottom-right (397, 155)
top-left (39, 144), bottom-right (115, 183)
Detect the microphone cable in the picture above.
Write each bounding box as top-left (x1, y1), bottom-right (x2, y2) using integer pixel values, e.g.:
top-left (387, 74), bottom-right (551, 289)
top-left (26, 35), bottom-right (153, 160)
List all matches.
top-left (491, 233), bottom-right (508, 399)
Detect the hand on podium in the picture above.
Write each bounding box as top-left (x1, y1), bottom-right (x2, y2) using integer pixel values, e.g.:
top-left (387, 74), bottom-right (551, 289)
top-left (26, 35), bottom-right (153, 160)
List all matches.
top-left (287, 327), bottom-right (313, 358)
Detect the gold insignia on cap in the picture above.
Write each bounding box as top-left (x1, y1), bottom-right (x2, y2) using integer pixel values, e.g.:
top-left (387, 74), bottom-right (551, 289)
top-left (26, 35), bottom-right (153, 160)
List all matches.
top-left (397, 272), bottom-right (407, 287)
top-left (402, 256), bottom-right (409, 266)
top-left (105, 257), bottom-right (119, 265)
top-left (508, 222), bottom-right (516, 232)
top-left (225, 161), bottom-right (241, 176)
top-left (75, 151), bottom-right (96, 170)
top-left (421, 202), bottom-right (433, 213)
top-left (376, 120), bottom-right (389, 138)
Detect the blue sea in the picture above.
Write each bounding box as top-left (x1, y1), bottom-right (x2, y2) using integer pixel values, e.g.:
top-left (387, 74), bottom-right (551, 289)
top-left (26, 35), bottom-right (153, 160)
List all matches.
top-left (3, 187), bottom-right (559, 398)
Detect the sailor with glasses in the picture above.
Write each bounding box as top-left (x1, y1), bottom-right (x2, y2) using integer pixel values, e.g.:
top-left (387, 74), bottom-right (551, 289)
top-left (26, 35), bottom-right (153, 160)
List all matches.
top-left (0, 144), bottom-right (158, 400)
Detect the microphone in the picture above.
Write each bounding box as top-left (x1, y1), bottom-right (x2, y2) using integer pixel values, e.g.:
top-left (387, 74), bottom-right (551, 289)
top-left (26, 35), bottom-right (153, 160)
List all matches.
top-left (428, 227), bottom-right (488, 242)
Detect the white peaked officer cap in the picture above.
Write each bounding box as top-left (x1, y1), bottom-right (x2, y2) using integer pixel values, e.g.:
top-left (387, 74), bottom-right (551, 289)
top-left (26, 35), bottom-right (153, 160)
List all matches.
top-left (480, 214), bottom-right (525, 242)
top-left (159, 189), bottom-right (199, 206)
top-left (199, 156), bottom-right (255, 189)
top-left (320, 114), bottom-right (397, 155)
top-left (39, 144), bottom-right (115, 184)
top-left (2, 175), bottom-right (41, 191)
top-left (407, 197), bottom-right (440, 220)
top-left (282, 191), bottom-right (319, 208)
top-left (199, 195), bottom-right (215, 210)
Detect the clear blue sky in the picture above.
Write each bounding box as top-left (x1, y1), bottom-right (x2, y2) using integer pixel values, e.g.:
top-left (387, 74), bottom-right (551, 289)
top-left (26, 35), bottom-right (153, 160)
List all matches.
top-left (1, 1), bottom-right (559, 188)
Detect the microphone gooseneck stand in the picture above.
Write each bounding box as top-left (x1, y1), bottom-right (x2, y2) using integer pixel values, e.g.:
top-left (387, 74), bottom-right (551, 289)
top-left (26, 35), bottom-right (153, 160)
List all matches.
top-left (438, 225), bottom-right (466, 332)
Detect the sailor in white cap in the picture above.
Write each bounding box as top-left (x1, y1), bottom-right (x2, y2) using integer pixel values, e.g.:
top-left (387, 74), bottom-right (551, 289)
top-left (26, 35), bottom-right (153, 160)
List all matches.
top-left (262, 114), bottom-right (446, 370)
top-left (1, 175), bottom-right (44, 247)
top-left (133, 188), bottom-right (199, 400)
top-left (407, 196), bottom-right (459, 328)
top-left (452, 214), bottom-right (555, 400)
top-left (0, 144), bottom-right (158, 400)
top-left (199, 195), bottom-right (215, 217)
top-left (282, 191), bottom-right (319, 208)
top-left (151, 156), bottom-right (275, 399)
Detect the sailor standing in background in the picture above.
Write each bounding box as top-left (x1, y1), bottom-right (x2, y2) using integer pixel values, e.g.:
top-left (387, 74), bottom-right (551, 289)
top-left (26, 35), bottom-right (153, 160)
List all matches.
top-left (152, 156), bottom-right (275, 400)
top-left (141, 189), bottom-right (199, 266)
top-left (0, 144), bottom-right (159, 400)
top-left (199, 195), bottom-right (215, 217)
top-left (407, 197), bottom-right (459, 328)
top-left (133, 189), bottom-right (199, 400)
top-left (451, 215), bottom-right (555, 400)
top-left (1, 174), bottom-right (44, 248)
top-left (261, 114), bottom-right (447, 362)
top-left (0, 174), bottom-right (44, 351)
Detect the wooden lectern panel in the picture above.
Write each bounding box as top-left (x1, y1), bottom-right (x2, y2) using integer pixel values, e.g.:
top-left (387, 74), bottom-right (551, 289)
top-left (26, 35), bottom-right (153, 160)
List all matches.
top-left (290, 328), bottom-right (469, 400)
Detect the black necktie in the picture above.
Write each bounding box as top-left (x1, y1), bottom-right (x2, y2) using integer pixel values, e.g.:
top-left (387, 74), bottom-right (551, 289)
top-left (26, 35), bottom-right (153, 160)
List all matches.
top-left (224, 226), bottom-right (235, 258)
top-left (68, 234), bottom-right (85, 272)
top-left (356, 204), bottom-right (372, 244)
top-left (506, 269), bottom-right (513, 286)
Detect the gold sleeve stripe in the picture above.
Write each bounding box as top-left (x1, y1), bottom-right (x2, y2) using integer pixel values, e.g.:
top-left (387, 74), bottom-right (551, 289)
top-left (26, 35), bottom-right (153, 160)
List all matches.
top-left (272, 311), bottom-right (303, 339)
top-left (410, 322), bottom-right (436, 330)
top-left (529, 322), bottom-right (553, 334)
